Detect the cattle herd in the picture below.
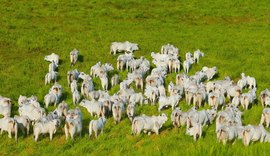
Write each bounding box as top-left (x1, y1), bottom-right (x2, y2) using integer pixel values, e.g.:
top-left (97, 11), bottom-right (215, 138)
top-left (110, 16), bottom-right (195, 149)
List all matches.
top-left (1, 41), bottom-right (270, 146)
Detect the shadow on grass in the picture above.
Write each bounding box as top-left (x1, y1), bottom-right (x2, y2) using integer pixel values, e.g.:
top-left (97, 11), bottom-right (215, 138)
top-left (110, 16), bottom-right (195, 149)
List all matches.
top-left (78, 55), bottom-right (84, 63)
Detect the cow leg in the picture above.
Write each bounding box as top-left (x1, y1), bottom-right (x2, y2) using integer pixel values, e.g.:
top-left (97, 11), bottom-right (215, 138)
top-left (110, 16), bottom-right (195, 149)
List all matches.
top-left (35, 134), bottom-right (39, 142)
top-left (8, 130), bottom-right (12, 138)
top-left (95, 130), bottom-right (98, 138)
top-left (50, 132), bottom-right (53, 141)
top-left (64, 127), bottom-right (69, 140)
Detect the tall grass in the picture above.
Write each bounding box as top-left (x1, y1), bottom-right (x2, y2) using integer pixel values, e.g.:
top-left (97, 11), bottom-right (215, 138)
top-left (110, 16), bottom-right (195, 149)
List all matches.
top-left (0, 0), bottom-right (270, 155)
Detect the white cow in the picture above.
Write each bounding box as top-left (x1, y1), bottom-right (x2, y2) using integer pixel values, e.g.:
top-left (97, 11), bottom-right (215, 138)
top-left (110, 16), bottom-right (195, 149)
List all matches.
top-left (49, 61), bottom-right (58, 72)
top-left (33, 119), bottom-right (60, 142)
top-left (45, 71), bottom-right (58, 85)
top-left (226, 85), bottom-right (241, 100)
top-left (201, 66), bottom-right (218, 81)
top-left (44, 93), bottom-right (59, 108)
top-left (132, 113), bottom-right (168, 135)
top-left (44, 53), bottom-right (59, 65)
top-left (242, 125), bottom-right (270, 146)
top-left (158, 95), bottom-right (181, 111)
top-left (183, 59), bottom-right (194, 73)
top-left (216, 125), bottom-right (238, 145)
top-left (67, 69), bottom-right (80, 87)
top-left (89, 116), bottom-right (107, 139)
top-left (14, 115), bottom-right (30, 136)
top-left (49, 83), bottom-right (62, 100)
top-left (72, 89), bottom-right (81, 105)
top-left (70, 80), bottom-right (78, 93)
top-left (187, 108), bottom-right (217, 129)
top-left (79, 99), bottom-right (103, 117)
top-left (216, 106), bottom-right (243, 132)
top-left (194, 49), bottom-right (204, 63)
top-left (18, 104), bottom-right (46, 121)
top-left (100, 74), bottom-right (108, 91)
top-left (260, 89), bottom-right (270, 108)
top-left (111, 74), bottom-right (119, 87)
top-left (240, 88), bottom-right (256, 110)
top-left (54, 101), bottom-right (69, 118)
top-left (260, 108), bottom-right (270, 128)
top-left (127, 103), bottom-right (136, 122)
top-left (231, 95), bottom-right (241, 107)
top-left (241, 73), bottom-right (256, 89)
top-left (160, 44), bottom-right (179, 56)
top-left (110, 41), bottom-right (139, 55)
top-left (70, 49), bottom-right (79, 66)
top-left (237, 78), bottom-right (247, 91)
top-left (0, 97), bottom-right (12, 117)
top-left (0, 117), bottom-right (18, 141)
top-left (144, 86), bottom-right (159, 105)
top-left (18, 95), bottom-right (37, 106)
top-left (112, 102), bottom-right (125, 124)
top-left (208, 92), bottom-right (226, 109)
top-left (64, 107), bottom-right (82, 140)
top-left (186, 122), bottom-right (202, 141)
top-left (129, 93), bottom-right (144, 106)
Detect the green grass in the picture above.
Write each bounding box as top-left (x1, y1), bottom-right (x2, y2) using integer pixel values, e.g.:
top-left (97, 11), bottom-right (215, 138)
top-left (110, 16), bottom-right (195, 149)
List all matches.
top-left (0, 0), bottom-right (270, 155)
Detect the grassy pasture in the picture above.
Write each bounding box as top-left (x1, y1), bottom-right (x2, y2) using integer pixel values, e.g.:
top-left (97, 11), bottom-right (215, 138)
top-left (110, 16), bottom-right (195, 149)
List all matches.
top-left (0, 0), bottom-right (270, 155)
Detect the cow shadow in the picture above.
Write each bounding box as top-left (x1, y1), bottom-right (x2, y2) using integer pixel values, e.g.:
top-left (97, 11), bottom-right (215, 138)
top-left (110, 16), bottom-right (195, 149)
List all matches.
top-left (61, 92), bottom-right (68, 101)
top-left (78, 55), bottom-right (84, 63)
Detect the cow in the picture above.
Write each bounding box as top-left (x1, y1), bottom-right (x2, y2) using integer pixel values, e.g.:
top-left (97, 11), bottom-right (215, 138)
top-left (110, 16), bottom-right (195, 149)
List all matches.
top-left (79, 99), bottom-right (103, 117)
top-left (70, 49), bottom-right (79, 66)
top-left (0, 97), bottom-right (12, 117)
top-left (186, 122), bottom-right (202, 141)
top-left (112, 102), bottom-right (125, 124)
top-left (64, 107), bottom-right (82, 140)
top-left (110, 41), bottom-right (139, 55)
top-left (45, 71), bottom-right (58, 85)
top-left (44, 53), bottom-right (59, 65)
top-left (0, 117), bottom-right (18, 141)
top-left (126, 103), bottom-right (136, 122)
top-left (260, 89), bottom-right (270, 108)
top-left (33, 119), bottom-right (60, 142)
top-left (14, 115), bottom-right (31, 136)
top-left (132, 113), bottom-right (168, 135)
top-left (89, 115), bottom-right (106, 139)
